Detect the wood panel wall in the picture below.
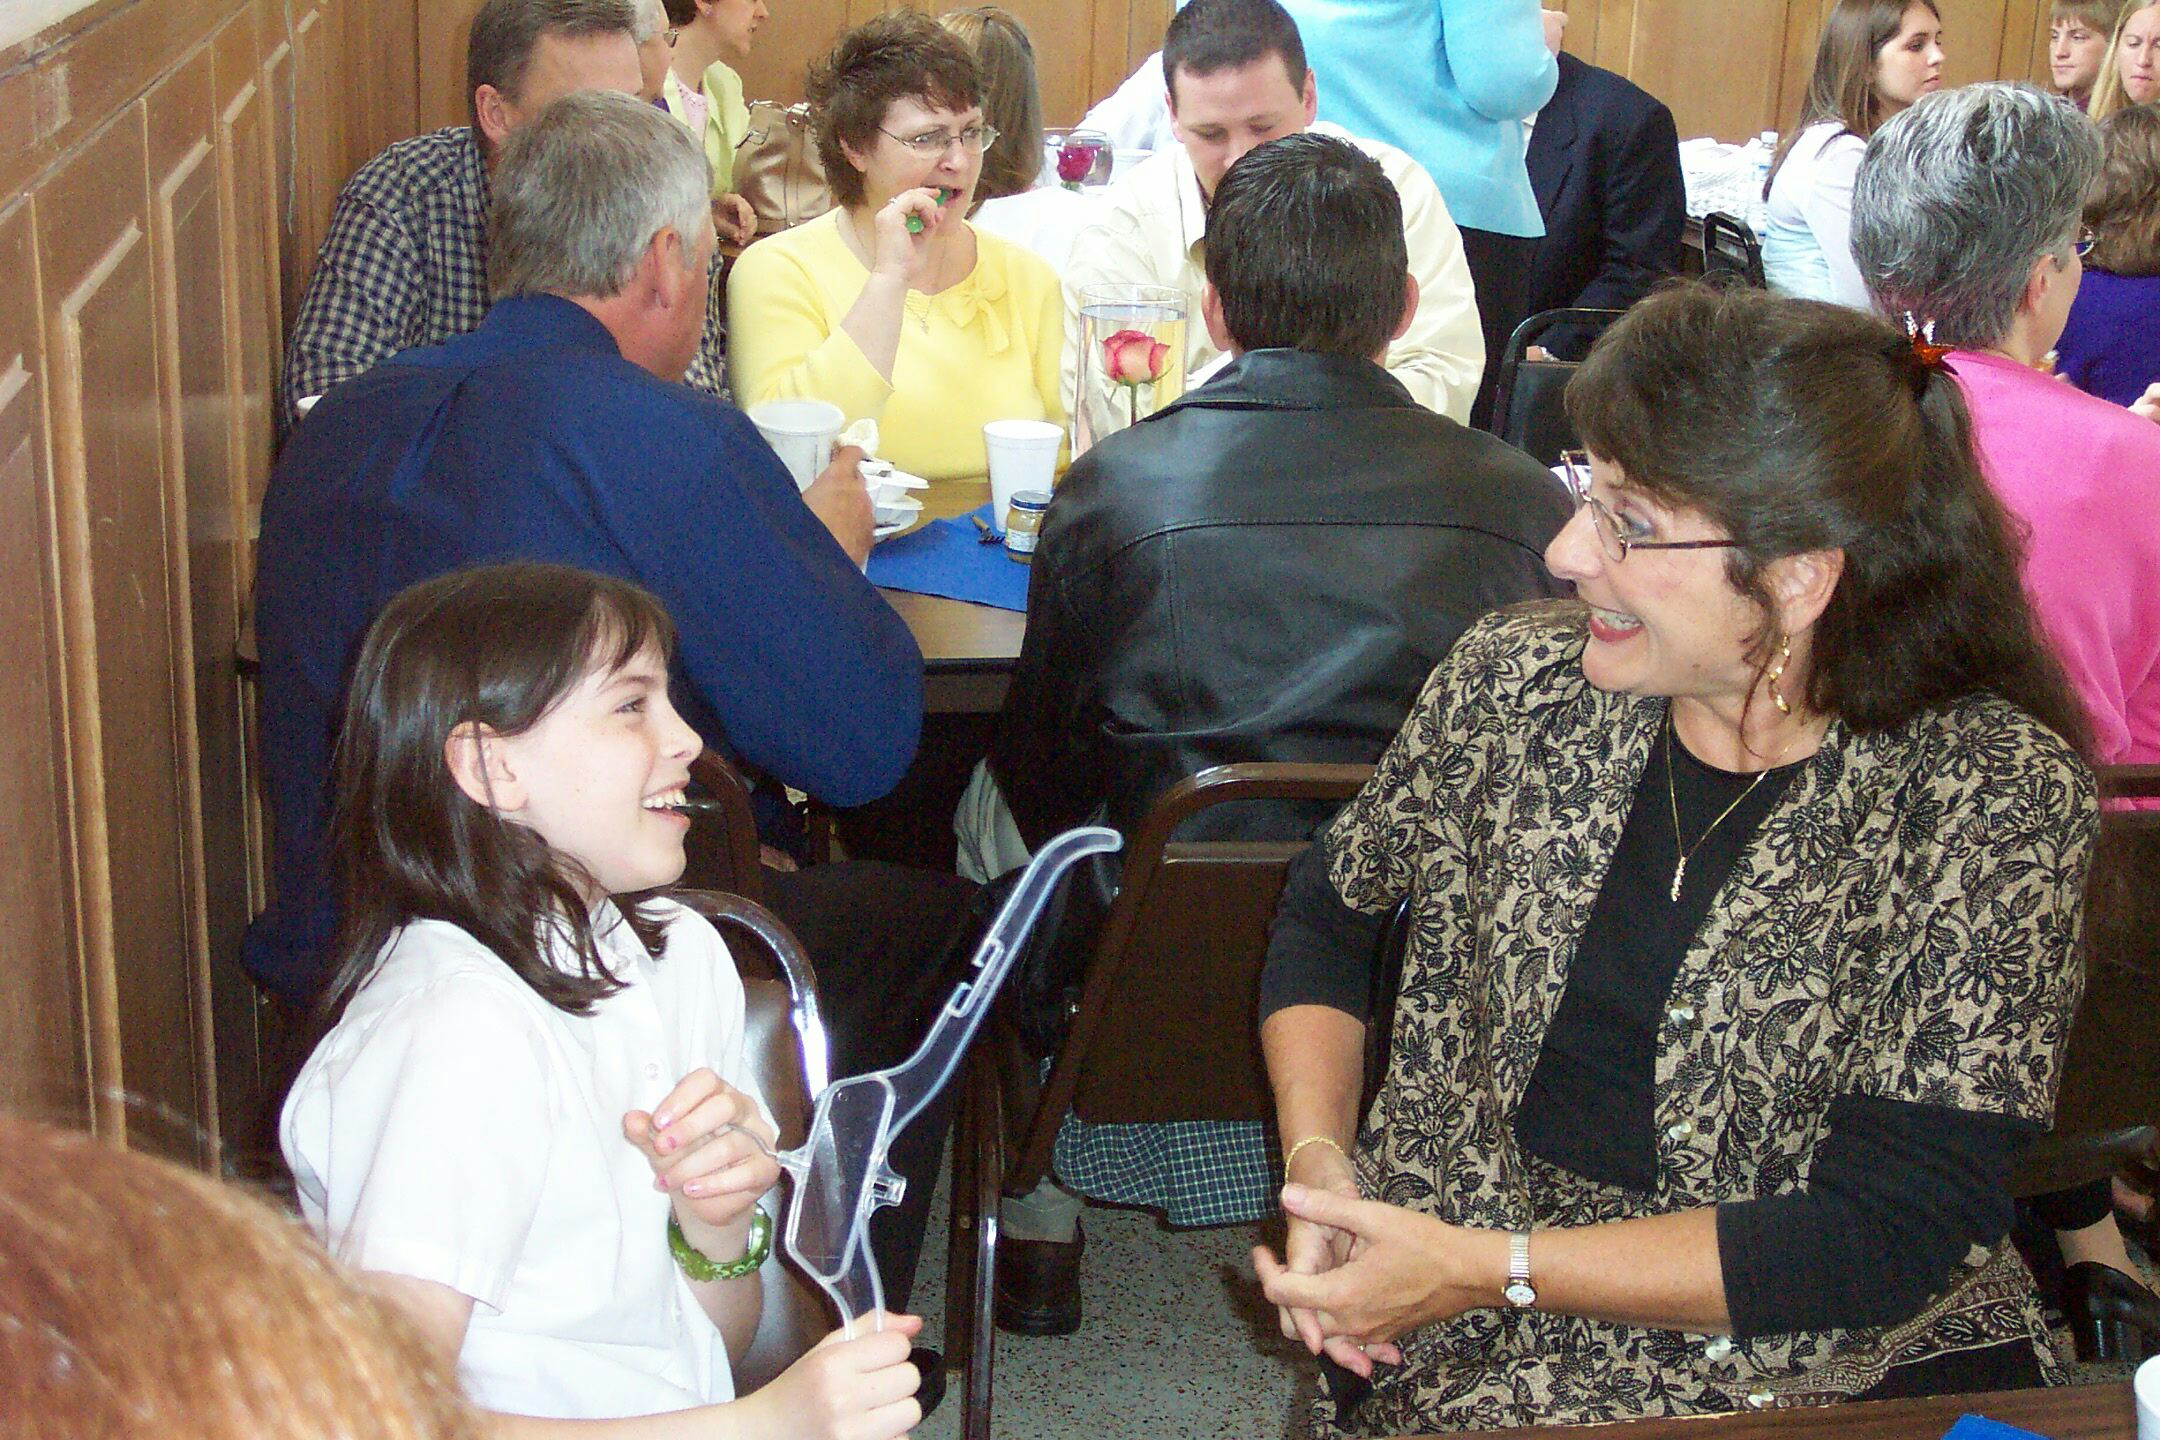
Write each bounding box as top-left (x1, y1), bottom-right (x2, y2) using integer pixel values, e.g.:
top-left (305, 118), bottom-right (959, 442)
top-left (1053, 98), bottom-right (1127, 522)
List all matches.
top-left (1555, 0), bottom-right (2057, 141)
top-left (411, 0), bottom-right (1176, 132)
top-left (0, 0), bottom-right (415, 1166)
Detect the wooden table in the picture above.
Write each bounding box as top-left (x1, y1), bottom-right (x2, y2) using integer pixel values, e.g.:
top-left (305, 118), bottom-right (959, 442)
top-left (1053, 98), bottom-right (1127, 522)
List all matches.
top-left (1435, 1383), bottom-right (2135, 1440)
top-left (877, 476), bottom-right (1027, 714)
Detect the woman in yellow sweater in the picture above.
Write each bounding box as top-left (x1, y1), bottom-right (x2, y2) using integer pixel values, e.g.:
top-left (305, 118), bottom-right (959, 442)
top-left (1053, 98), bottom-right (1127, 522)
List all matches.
top-left (727, 11), bottom-right (1065, 485)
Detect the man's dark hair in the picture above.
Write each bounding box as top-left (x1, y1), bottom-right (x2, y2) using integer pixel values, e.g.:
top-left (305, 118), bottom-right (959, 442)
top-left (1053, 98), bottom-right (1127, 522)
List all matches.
top-left (1204, 133), bottom-right (1407, 360)
top-left (466, 0), bottom-right (637, 132)
top-left (1161, 0), bottom-right (1307, 104)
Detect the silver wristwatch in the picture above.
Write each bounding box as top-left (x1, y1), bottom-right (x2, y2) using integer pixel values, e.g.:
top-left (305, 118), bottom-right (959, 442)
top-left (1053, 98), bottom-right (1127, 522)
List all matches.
top-left (1503, 1229), bottom-right (1538, 1308)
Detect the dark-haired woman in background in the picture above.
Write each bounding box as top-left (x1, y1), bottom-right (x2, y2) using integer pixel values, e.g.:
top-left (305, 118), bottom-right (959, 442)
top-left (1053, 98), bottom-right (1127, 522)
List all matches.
top-left (937, 5), bottom-right (1101, 274)
top-left (2057, 103), bottom-right (2160, 407)
top-left (1761, 0), bottom-right (1943, 306)
top-left (1254, 283), bottom-right (2096, 1433)
top-left (728, 9), bottom-right (1063, 485)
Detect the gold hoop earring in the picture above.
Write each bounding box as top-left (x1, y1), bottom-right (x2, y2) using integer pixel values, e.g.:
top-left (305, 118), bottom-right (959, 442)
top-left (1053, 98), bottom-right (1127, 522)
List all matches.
top-left (1766, 635), bottom-right (1793, 716)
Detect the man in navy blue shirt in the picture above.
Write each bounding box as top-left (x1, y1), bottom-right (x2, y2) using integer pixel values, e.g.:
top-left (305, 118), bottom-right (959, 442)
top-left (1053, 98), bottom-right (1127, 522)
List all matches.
top-left (249, 92), bottom-right (923, 1006)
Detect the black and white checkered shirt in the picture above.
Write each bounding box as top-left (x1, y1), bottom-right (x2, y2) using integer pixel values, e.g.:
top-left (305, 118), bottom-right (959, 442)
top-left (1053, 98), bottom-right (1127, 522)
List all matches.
top-left (280, 125), bottom-right (729, 426)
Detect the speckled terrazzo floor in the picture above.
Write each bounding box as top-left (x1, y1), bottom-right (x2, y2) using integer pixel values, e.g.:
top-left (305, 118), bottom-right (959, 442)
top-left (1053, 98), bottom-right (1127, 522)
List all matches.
top-left (902, 1144), bottom-right (2148, 1440)
top-left (908, 1149), bottom-right (1316, 1440)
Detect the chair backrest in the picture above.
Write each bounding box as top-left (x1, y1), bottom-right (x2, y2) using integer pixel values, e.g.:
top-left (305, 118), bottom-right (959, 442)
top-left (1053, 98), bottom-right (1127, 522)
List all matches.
top-left (681, 749), bottom-right (765, 902)
top-left (1491, 307), bottom-right (1627, 467)
top-left (1009, 763), bottom-right (1371, 1186)
top-left (668, 888), bottom-right (829, 1391)
top-left (1701, 211), bottom-right (1767, 289)
top-left (2047, 765), bottom-right (2160, 1137)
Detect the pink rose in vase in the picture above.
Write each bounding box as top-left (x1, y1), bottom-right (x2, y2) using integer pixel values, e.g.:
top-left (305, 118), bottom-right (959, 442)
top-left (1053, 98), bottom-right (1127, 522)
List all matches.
top-left (1056, 139), bottom-right (1104, 190)
top-left (1102, 328), bottom-right (1170, 385)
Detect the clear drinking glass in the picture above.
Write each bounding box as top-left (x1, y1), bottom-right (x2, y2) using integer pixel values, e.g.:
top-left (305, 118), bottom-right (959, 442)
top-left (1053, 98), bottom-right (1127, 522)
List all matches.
top-left (1072, 283), bottom-right (1187, 458)
top-left (1042, 127), bottom-right (1113, 188)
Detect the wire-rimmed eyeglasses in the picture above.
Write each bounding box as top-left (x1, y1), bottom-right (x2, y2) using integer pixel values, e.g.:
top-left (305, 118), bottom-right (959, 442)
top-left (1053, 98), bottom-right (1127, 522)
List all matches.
top-left (879, 124), bottom-right (1000, 156)
top-left (1557, 450), bottom-right (1743, 564)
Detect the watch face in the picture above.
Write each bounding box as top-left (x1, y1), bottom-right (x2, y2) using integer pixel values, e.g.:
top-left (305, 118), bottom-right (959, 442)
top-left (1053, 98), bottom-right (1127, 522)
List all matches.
top-left (1504, 1280), bottom-right (1538, 1308)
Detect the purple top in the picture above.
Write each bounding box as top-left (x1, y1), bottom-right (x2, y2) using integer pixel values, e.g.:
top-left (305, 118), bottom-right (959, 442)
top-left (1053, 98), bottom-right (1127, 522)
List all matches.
top-left (2055, 267), bottom-right (2160, 407)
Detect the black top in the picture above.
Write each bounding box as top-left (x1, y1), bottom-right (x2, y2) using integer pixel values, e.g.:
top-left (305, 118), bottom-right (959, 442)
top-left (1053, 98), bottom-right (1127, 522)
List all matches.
top-left (1261, 715), bottom-right (2037, 1337)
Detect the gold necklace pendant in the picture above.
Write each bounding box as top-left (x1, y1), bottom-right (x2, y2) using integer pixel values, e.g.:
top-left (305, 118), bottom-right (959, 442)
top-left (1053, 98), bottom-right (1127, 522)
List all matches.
top-left (1663, 710), bottom-right (1796, 904)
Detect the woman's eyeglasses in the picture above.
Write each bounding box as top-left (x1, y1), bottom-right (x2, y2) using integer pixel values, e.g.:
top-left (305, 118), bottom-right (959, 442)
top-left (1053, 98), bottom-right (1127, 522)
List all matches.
top-left (880, 124), bottom-right (1000, 156)
top-left (1557, 450), bottom-right (1742, 563)
top-left (2072, 226), bottom-right (2096, 258)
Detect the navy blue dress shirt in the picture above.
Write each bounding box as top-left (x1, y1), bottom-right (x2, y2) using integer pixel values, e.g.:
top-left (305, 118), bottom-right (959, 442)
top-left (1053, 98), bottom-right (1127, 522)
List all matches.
top-left (246, 295), bottom-right (923, 1002)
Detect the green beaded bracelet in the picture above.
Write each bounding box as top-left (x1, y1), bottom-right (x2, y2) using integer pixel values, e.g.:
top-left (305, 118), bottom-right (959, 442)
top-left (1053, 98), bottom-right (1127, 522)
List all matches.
top-left (668, 1208), bottom-right (772, 1282)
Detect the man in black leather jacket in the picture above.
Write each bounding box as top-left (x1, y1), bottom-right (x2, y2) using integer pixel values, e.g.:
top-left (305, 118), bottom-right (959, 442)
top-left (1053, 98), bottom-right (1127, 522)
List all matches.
top-left (965, 133), bottom-right (1572, 1336)
top-left (978, 132), bottom-right (1570, 859)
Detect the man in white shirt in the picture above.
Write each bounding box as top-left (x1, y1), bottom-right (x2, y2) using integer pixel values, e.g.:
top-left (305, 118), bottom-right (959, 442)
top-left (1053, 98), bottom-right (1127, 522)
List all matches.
top-left (1062, 0), bottom-right (1485, 426)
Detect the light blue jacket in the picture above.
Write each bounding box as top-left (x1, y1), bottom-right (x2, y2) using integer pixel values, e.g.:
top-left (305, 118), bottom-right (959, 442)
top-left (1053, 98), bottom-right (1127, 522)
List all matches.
top-left (1283, 0), bottom-right (1557, 237)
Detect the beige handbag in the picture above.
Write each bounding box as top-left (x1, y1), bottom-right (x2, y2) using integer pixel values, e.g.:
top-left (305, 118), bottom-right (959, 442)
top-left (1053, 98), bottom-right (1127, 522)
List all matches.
top-left (736, 101), bottom-right (834, 236)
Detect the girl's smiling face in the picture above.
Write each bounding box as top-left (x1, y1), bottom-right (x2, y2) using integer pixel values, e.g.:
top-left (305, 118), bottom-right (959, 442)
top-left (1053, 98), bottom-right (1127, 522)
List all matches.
top-left (477, 641), bottom-right (702, 904)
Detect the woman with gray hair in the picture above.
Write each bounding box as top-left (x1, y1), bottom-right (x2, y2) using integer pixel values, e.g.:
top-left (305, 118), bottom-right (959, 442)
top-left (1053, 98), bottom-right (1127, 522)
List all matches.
top-left (1853, 80), bottom-right (2160, 1361)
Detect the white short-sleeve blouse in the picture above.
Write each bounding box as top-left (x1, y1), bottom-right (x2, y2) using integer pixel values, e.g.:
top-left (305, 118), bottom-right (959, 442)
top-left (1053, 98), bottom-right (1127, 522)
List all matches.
top-left (282, 899), bottom-right (768, 1420)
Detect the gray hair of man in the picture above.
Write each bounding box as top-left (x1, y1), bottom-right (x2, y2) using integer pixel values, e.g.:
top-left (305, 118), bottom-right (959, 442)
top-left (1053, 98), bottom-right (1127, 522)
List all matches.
top-left (1850, 82), bottom-right (2102, 348)
top-left (628, 0), bottom-right (665, 44)
top-left (488, 90), bottom-right (713, 302)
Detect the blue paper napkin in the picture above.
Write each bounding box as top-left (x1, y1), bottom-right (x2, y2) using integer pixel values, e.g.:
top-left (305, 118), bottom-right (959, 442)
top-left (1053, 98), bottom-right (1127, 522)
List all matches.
top-left (1943, 1414), bottom-right (2052, 1440)
top-left (867, 504), bottom-right (1031, 613)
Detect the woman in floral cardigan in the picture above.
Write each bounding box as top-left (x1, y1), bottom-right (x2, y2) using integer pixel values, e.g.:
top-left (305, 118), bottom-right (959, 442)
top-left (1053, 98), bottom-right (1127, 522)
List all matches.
top-left (1255, 283), bottom-right (2099, 1433)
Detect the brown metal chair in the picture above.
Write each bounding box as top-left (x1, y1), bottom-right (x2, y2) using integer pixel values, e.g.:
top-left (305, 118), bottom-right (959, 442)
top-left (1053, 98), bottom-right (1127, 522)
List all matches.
top-left (682, 750), bottom-right (767, 902)
top-left (670, 887), bottom-right (833, 1391)
top-left (948, 762), bottom-right (1374, 1440)
top-left (2011, 763), bottom-right (2160, 1196)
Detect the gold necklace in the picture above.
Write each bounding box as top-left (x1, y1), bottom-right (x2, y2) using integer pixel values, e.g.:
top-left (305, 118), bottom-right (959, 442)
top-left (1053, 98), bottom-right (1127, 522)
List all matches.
top-left (1663, 710), bottom-right (1802, 903)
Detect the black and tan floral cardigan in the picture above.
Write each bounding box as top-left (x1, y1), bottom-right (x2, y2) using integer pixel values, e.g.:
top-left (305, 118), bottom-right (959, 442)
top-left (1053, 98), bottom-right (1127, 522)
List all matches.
top-left (1318, 607), bottom-right (2097, 1434)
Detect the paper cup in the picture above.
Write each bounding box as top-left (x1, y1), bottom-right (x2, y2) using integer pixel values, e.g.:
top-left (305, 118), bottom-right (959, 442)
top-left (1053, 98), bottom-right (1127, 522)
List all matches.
top-left (984, 419), bottom-right (1062, 533)
top-left (749, 399), bottom-right (845, 491)
top-left (2137, 1355), bottom-right (2160, 1440)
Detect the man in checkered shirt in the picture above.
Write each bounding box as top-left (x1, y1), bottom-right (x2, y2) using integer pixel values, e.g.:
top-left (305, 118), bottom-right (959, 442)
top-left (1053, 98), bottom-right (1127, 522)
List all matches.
top-left (280, 0), bottom-right (730, 425)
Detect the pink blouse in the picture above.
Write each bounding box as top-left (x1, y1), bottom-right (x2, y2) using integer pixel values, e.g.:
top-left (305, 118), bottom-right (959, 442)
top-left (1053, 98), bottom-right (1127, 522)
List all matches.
top-left (1952, 348), bottom-right (2160, 772)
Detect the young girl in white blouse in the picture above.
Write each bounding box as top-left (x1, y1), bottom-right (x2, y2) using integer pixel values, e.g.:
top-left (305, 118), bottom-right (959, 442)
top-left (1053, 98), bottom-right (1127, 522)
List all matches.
top-left (281, 562), bottom-right (923, 1440)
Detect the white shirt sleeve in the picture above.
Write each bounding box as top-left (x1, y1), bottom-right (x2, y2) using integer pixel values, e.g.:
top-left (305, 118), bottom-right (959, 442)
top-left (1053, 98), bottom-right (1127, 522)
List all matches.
top-left (285, 972), bottom-right (558, 1313)
top-left (1802, 134), bottom-right (1871, 310)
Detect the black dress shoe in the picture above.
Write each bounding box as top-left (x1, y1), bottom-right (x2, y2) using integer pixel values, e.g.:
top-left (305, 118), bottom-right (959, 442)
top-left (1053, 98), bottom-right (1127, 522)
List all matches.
top-left (2063, 1261), bottom-right (2160, 1363)
top-left (910, 1346), bottom-right (946, 1420)
top-left (993, 1224), bottom-right (1084, 1336)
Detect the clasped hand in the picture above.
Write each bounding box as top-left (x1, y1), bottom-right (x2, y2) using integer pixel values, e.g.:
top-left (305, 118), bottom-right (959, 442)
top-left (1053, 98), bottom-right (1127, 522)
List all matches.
top-left (1253, 1180), bottom-right (1494, 1380)
top-left (622, 1066), bottom-right (781, 1242)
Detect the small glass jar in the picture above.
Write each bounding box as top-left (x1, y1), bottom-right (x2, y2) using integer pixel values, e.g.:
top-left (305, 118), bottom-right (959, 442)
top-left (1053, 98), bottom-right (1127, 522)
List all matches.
top-left (1004, 491), bottom-right (1051, 562)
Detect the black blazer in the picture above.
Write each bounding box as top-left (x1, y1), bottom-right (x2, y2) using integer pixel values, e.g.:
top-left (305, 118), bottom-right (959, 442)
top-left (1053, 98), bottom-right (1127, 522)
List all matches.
top-left (1524, 52), bottom-right (1686, 358)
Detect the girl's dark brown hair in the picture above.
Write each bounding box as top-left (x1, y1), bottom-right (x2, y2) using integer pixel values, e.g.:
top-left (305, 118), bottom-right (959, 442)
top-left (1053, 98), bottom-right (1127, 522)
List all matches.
top-left (807, 10), bottom-right (983, 208)
top-left (939, 7), bottom-right (1043, 201)
top-left (1767, 0), bottom-right (1941, 189)
top-left (321, 562), bottom-right (681, 1021)
top-left (2085, 102), bottom-right (2160, 275)
top-left (1565, 282), bottom-right (2091, 758)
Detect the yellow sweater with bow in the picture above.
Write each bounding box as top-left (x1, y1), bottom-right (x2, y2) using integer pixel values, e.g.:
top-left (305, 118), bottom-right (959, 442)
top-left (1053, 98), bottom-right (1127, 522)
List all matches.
top-left (727, 210), bottom-right (1066, 484)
